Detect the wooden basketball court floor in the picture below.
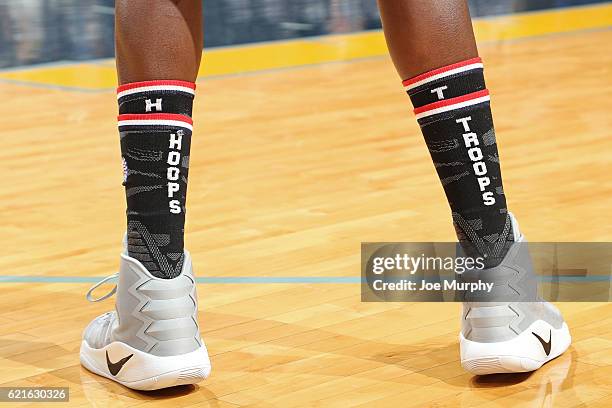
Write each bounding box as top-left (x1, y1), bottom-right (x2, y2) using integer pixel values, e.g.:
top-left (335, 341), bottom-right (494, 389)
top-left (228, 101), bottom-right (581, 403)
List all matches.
top-left (1, 5), bottom-right (611, 407)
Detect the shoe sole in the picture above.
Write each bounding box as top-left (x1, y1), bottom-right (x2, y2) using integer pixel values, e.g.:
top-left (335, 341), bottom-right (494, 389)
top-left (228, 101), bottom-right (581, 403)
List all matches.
top-left (80, 340), bottom-right (211, 390)
top-left (460, 321), bottom-right (571, 375)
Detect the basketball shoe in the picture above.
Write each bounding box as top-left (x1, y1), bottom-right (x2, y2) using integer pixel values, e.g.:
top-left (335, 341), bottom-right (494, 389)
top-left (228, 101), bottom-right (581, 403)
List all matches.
top-left (459, 213), bottom-right (571, 375)
top-left (80, 242), bottom-right (211, 390)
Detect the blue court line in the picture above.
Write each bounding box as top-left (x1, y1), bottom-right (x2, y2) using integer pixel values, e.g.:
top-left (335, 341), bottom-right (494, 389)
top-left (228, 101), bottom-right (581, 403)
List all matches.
top-left (0, 275), bottom-right (361, 284)
top-left (0, 78), bottom-right (108, 93)
top-left (0, 276), bottom-right (609, 284)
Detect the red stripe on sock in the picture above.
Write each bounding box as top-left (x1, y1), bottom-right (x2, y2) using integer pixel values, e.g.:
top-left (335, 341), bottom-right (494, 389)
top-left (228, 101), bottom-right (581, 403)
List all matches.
top-left (117, 113), bottom-right (193, 125)
top-left (402, 57), bottom-right (482, 87)
top-left (117, 80), bottom-right (196, 93)
top-left (413, 89), bottom-right (490, 115)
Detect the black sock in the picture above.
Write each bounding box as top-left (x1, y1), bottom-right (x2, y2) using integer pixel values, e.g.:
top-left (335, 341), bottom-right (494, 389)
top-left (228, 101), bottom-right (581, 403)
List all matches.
top-left (403, 58), bottom-right (513, 266)
top-left (117, 80), bottom-right (195, 278)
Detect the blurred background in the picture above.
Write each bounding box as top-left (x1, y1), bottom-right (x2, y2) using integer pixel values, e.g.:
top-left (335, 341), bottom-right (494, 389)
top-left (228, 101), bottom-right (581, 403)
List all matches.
top-left (0, 1), bottom-right (610, 405)
top-left (0, 0), bottom-right (608, 69)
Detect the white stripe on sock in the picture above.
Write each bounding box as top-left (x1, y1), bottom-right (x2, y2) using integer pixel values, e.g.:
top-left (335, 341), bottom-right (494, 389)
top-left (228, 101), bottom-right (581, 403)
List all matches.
top-left (415, 95), bottom-right (490, 120)
top-left (405, 63), bottom-right (484, 91)
top-left (117, 85), bottom-right (196, 99)
top-left (118, 119), bottom-right (193, 131)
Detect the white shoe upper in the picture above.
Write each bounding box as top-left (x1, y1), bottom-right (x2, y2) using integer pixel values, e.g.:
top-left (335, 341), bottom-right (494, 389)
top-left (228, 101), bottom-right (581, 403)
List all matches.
top-left (83, 249), bottom-right (203, 357)
top-left (460, 213), bottom-right (566, 343)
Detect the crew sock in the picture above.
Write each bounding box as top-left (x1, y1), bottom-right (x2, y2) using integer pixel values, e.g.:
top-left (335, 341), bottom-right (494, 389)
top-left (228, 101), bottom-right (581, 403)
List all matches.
top-left (403, 58), bottom-right (513, 266)
top-left (117, 80), bottom-right (195, 278)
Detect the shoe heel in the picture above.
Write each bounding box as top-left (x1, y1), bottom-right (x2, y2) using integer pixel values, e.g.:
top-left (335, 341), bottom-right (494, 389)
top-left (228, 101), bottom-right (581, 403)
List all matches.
top-left (462, 303), bottom-right (518, 343)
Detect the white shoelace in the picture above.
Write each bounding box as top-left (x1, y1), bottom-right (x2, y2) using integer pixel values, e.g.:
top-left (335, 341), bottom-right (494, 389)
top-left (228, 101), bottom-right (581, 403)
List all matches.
top-left (86, 273), bottom-right (118, 302)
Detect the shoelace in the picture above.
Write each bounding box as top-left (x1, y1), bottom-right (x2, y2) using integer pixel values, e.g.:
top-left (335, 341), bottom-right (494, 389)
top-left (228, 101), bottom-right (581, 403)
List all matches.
top-left (86, 273), bottom-right (118, 302)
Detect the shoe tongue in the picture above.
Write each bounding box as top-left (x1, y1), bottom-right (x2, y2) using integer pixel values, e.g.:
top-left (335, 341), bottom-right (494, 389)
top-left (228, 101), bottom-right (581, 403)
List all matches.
top-left (508, 212), bottom-right (522, 241)
top-left (122, 233), bottom-right (128, 255)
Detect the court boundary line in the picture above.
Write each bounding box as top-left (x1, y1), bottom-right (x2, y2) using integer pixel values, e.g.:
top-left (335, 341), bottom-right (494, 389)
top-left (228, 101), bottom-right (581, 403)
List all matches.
top-left (0, 275), bottom-right (608, 284)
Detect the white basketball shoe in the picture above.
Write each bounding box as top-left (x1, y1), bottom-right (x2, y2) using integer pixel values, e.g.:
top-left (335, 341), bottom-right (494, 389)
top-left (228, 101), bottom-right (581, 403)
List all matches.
top-left (80, 246), bottom-right (211, 390)
top-left (459, 214), bottom-right (571, 375)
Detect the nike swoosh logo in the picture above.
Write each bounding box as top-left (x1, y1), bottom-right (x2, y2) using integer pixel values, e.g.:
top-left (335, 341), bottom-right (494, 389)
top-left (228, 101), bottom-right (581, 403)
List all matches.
top-left (106, 351), bottom-right (134, 376)
top-left (532, 330), bottom-right (552, 356)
